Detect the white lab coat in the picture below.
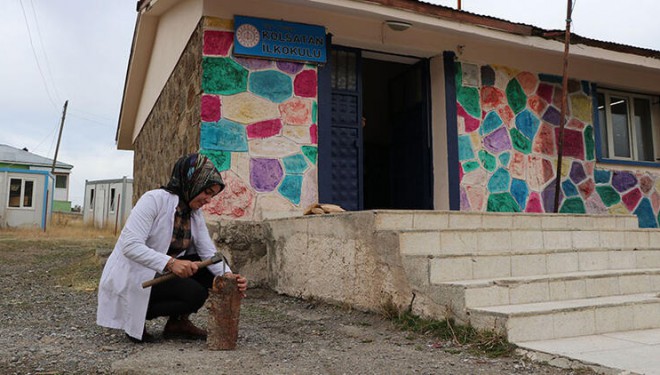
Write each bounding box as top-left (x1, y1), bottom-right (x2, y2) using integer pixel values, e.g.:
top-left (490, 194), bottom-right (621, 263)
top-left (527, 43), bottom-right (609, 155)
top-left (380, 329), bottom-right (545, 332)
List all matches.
top-left (96, 189), bottom-right (230, 340)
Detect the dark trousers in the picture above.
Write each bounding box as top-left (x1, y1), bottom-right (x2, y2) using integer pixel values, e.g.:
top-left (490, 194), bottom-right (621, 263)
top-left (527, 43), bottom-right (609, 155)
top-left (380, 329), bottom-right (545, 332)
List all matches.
top-left (145, 254), bottom-right (214, 320)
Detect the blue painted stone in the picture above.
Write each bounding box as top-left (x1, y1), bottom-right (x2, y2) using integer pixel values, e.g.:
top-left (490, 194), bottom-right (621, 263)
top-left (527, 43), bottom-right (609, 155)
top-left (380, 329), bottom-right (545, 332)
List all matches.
top-left (515, 109), bottom-right (540, 140)
top-left (569, 161), bottom-right (587, 184)
top-left (511, 179), bottom-right (529, 210)
top-left (594, 169), bottom-right (611, 184)
top-left (488, 168), bottom-right (511, 193)
top-left (581, 81), bottom-right (591, 95)
top-left (542, 106), bottom-right (561, 126)
top-left (201, 120), bottom-right (248, 152)
top-left (539, 73), bottom-right (562, 84)
top-left (634, 198), bottom-right (658, 228)
top-left (499, 152), bottom-right (511, 167)
top-left (279, 175), bottom-right (303, 205)
top-left (249, 70), bottom-right (293, 103)
top-left (480, 111), bottom-right (503, 136)
top-left (562, 179), bottom-right (579, 197)
top-left (481, 65), bottom-right (495, 86)
top-left (283, 154), bottom-right (308, 175)
top-left (458, 135), bottom-right (474, 161)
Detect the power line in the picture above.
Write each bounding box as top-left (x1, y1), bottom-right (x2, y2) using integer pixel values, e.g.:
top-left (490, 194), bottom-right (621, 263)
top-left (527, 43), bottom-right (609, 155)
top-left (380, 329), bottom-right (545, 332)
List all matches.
top-left (28, 0), bottom-right (63, 103)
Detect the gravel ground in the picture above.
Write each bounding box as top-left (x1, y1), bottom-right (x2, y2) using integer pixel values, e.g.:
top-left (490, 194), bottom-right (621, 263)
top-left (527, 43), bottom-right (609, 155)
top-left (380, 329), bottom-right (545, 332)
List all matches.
top-left (0, 233), bottom-right (594, 375)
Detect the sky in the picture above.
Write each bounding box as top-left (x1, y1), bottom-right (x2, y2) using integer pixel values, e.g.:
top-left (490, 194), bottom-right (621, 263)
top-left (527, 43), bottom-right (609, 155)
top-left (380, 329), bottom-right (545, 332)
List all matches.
top-left (1, 0), bottom-right (659, 207)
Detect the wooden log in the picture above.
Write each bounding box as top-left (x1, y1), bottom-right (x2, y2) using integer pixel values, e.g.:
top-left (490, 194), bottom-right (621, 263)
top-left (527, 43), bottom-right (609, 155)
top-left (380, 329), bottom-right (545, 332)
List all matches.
top-left (206, 274), bottom-right (241, 350)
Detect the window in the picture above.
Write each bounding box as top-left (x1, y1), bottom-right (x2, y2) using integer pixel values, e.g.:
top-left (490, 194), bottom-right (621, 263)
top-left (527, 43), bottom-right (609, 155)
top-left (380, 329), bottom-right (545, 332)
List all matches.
top-left (597, 90), bottom-right (657, 162)
top-left (8, 178), bottom-right (34, 208)
top-left (89, 189), bottom-right (95, 210)
top-left (110, 188), bottom-right (116, 212)
top-left (55, 175), bottom-right (67, 189)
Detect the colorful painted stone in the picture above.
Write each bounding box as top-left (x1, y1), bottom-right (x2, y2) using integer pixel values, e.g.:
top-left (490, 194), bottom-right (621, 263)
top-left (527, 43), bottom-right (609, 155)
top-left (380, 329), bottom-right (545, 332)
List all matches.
top-left (487, 192), bottom-right (520, 212)
top-left (279, 175), bottom-right (303, 205)
top-left (457, 86), bottom-right (481, 118)
top-left (201, 120), bottom-right (248, 152)
top-left (482, 127), bottom-right (512, 154)
top-left (277, 61), bottom-right (304, 75)
top-left (249, 70), bottom-right (293, 103)
top-left (202, 57), bottom-right (248, 95)
top-left (223, 92), bottom-right (281, 124)
top-left (515, 109), bottom-right (540, 140)
top-left (247, 119), bottom-right (282, 139)
top-left (283, 154), bottom-right (308, 174)
top-left (481, 86), bottom-right (505, 111)
top-left (541, 181), bottom-right (562, 213)
top-left (562, 180), bottom-right (579, 197)
top-left (510, 152), bottom-right (526, 179)
top-left (200, 149), bottom-right (231, 172)
top-left (458, 104), bottom-right (481, 133)
top-left (310, 124), bottom-right (318, 144)
top-left (234, 56), bottom-right (273, 70)
top-left (465, 185), bottom-right (486, 211)
top-left (584, 126), bottom-right (595, 161)
top-left (611, 171), bottom-right (637, 193)
top-left (634, 198), bottom-right (658, 228)
top-left (510, 128), bottom-right (532, 154)
top-left (525, 192), bottom-right (544, 213)
top-left (569, 161), bottom-right (587, 184)
top-left (527, 95), bottom-right (548, 116)
top-left (497, 106), bottom-right (515, 128)
top-left (596, 185), bottom-right (621, 207)
top-left (283, 125), bottom-right (311, 144)
top-left (461, 168), bottom-right (488, 186)
top-left (640, 175), bottom-right (654, 194)
top-left (279, 98), bottom-right (313, 126)
top-left (480, 111), bottom-right (503, 135)
top-left (506, 78), bottom-right (527, 114)
top-left (569, 94), bottom-right (592, 122)
top-left (249, 137), bottom-right (300, 158)
top-left (532, 123), bottom-right (555, 156)
top-left (539, 73), bottom-right (562, 84)
top-left (458, 135), bottom-right (475, 161)
top-left (203, 30), bottom-right (233, 56)
top-left (478, 150), bottom-right (496, 172)
top-left (585, 193), bottom-right (608, 214)
top-left (250, 158), bottom-right (284, 192)
top-left (542, 106), bottom-right (561, 126)
top-left (516, 72), bottom-right (538, 95)
top-left (554, 128), bottom-right (585, 159)
top-left (594, 169), bottom-right (611, 184)
top-left (511, 179), bottom-right (529, 210)
top-left (560, 197), bottom-right (586, 213)
top-left (536, 83), bottom-right (554, 104)
top-left (302, 145), bottom-right (317, 164)
top-left (498, 152), bottom-right (511, 167)
top-left (578, 178), bottom-right (595, 199)
top-left (481, 65), bottom-right (495, 86)
top-left (460, 187), bottom-right (470, 210)
top-left (622, 188), bottom-right (642, 211)
top-left (294, 70), bottom-right (317, 98)
top-left (203, 171), bottom-right (255, 219)
top-left (201, 94), bottom-right (221, 122)
top-left (488, 168), bottom-right (511, 193)
top-left (463, 160), bottom-right (480, 173)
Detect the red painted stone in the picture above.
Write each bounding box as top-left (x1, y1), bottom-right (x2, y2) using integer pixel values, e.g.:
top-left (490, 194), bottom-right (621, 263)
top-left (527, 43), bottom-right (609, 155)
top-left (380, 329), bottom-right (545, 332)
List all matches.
top-left (457, 103), bottom-right (480, 133)
top-left (294, 70), bottom-right (317, 98)
top-left (567, 118), bottom-right (585, 130)
top-left (497, 106), bottom-right (515, 128)
top-left (481, 86), bottom-right (506, 111)
top-left (203, 31), bottom-right (233, 56)
top-left (203, 172), bottom-right (255, 219)
top-left (510, 152), bottom-right (526, 179)
top-left (279, 98), bottom-right (312, 125)
top-left (459, 163), bottom-right (464, 182)
top-left (533, 123), bottom-right (556, 156)
top-left (527, 95), bottom-right (547, 116)
top-left (525, 192), bottom-right (544, 213)
top-left (578, 178), bottom-right (595, 199)
top-left (201, 94), bottom-right (221, 122)
top-left (554, 127), bottom-right (584, 159)
top-left (552, 86), bottom-right (563, 108)
top-left (537, 83), bottom-right (553, 103)
top-left (652, 191), bottom-right (660, 212)
top-left (622, 188), bottom-right (642, 211)
top-left (516, 72), bottom-right (538, 95)
top-left (247, 119), bottom-right (282, 139)
top-left (640, 175), bottom-right (653, 194)
top-left (310, 124), bottom-right (318, 144)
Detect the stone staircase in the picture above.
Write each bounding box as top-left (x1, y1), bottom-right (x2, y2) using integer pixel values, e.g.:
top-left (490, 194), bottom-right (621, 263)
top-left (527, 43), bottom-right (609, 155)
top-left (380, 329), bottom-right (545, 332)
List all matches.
top-left (373, 210), bottom-right (660, 343)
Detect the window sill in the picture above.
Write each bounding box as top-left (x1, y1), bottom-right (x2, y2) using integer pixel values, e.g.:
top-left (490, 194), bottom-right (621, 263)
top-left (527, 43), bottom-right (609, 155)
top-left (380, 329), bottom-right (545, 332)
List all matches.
top-left (597, 157), bottom-right (660, 169)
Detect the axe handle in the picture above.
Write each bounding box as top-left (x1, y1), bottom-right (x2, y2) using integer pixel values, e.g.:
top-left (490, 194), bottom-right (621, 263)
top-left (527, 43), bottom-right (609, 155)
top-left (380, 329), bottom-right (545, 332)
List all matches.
top-left (142, 257), bottom-right (218, 288)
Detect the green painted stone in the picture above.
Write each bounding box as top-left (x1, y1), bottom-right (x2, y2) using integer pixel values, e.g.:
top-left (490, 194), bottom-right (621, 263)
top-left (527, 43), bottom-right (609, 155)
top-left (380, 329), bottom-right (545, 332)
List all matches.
top-left (499, 152), bottom-right (511, 167)
top-left (584, 125), bottom-right (595, 161)
top-left (510, 128), bottom-right (532, 154)
top-left (200, 149), bottom-right (231, 171)
top-left (454, 62), bottom-right (463, 89)
top-left (457, 86), bottom-right (481, 119)
top-left (202, 57), bottom-right (248, 95)
top-left (596, 185), bottom-right (621, 207)
top-left (462, 161), bottom-right (480, 173)
top-left (478, 150), bottom-right (496, 172)
top-left (312, 101), bottom-right (318, 123)
top-left (560, 197), bottom-right (586, 213)
top-left (302, 145), bottom-right (317, 164)
top-left (487, 192), bottom-right (521, 212)
top-left (506, 78), bottom-right (527, 114)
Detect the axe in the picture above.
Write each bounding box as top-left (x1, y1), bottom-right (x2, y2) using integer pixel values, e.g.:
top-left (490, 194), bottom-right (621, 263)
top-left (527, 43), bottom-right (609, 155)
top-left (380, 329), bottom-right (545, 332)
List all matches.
top-left (142, 252), bottom-right (226, 288)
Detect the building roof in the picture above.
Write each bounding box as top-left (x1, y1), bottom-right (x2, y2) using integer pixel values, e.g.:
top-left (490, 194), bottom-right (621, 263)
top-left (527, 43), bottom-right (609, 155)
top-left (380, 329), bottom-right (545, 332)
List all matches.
top-left (0, 144), bottom-right (73, 170)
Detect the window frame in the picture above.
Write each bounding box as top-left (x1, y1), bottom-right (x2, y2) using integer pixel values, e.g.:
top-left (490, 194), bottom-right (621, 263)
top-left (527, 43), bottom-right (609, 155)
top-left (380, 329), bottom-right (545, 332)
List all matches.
top-left (110, 188), bottom-right (116, 213)
top-left (596, 88), bottom-right (658, 165)
top-left (7, 177), bottom-right (35, 209)
top-left (55, 174), bottom-right (67, 189)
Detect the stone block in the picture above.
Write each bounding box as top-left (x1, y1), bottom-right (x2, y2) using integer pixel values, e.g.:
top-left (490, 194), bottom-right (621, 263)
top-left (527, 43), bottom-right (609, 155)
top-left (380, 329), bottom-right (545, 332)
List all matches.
top-left (374, 212), bottom-right (413, 230)
top-left (636, 251), bottom-right (660, 268)
top-left (511, 254), bottom-right (547, 276)
top-left (448, 212), bottom-right (482, 229)
top-left (507, 314), bottom-right (555, 342)
top-left (400, 256), bottom-right (430, 287)
top-left (549, 279), bottom-right (586, 301)
top-left (547, 252), bottom-right (579, 274)
top-left (572, 231), bottom-right (599, 249)
top-left (618, 274), bottom-right (651, 294)
top-left (633, 303), bottom-right (660, 329)
top-left (579, 251), bottom-right (609, 271)
top-left (512, 215), bottom-right (542, 229)
top-left (624, 231), bottom-right (650, 249)
top-left (541, 216), bottom-right (569, 229)
top-left (478, 231), bottom-right (512, 253)
top-left (553, 310), bottom-right (595, 338)
top-left (412, 212), bottom-right (448, 230)
top-left (440, 231), bottom-right (478, 254)
top-left (514, 230), bottom-right (545, 252)
top-left (481, 214), bottom-right (514, 229)
top-left (430, 257), bottom-right (473, 283)
top-left (472, 256), bottom-right (511, 279)
top-left (464, 285), bottom-right (510, 308)
top-left (585, 276), bottom-right (619, 297)
top-left (595, 306), bottom-right (634, 333)
top-left (599, 231), bottom-right (625, 249)
top-left (509, 282), bottom-right (550, 304)
top-left (543, 231), bottom-right (572, 250)
top-left (399, 232), bottom-right (441, 256)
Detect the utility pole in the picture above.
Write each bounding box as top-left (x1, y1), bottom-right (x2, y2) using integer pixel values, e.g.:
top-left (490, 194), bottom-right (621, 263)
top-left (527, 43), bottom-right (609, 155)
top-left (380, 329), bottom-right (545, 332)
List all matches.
top-left (457, 0), bottom-right (462, 10)
top-left (51, 100), bottom-right (68, 173)
top-left (553, 0), bottom-right (572, 213)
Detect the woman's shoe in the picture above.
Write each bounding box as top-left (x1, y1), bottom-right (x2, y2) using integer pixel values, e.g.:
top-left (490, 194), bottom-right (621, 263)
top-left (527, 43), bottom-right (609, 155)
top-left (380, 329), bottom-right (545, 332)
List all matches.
top-left (163, 315), bottom-right (207, 340)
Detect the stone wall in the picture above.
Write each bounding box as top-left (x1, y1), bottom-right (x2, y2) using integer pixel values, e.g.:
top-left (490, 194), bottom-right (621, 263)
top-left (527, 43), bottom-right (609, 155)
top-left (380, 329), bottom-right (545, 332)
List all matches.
top-left (132, 22), bottom-right (204, 202)
top-left (455, 61), bottom-right (660, 228)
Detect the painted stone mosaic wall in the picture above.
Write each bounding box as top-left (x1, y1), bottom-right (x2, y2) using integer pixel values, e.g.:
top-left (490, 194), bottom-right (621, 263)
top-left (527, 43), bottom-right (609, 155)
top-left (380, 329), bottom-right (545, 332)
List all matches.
top-left (199, 19), bottom-right (318, 220)
top-left (456, 61), bottom-right (660, 228)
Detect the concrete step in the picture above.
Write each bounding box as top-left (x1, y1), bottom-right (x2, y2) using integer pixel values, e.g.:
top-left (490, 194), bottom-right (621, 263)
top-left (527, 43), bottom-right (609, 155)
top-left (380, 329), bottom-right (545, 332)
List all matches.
top-left (437, 269), bottom-right (660, 314)
top-left (374, 210), bottom-right (639, 232)
top-left (468, 293), bottom-right (660, 342)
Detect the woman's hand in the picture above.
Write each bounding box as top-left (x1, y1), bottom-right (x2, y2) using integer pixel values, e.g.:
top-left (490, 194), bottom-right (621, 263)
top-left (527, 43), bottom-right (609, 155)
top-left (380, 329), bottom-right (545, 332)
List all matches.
top-left (226, 272), bottom-right (248, 298)
top-left (168, 259), bottom-right (199, 278)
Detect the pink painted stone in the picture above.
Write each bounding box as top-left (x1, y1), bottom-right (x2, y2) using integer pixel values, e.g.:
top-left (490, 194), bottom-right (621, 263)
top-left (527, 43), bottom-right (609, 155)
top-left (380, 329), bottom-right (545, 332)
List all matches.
top-left (567, 118), bottom-right (585, 130)
top-left (279, 98), bottom-right (312, 125)
top-left (584, 161), bottom-right (595, 176)
top-left (510, 152), bottom-right (526, 179)
top-left (533, 123), bottom-right (556, 156)
top-left (552, 86), bottom-right (563, 108)
top-left (497, 106), bottom-right (515, 128)
top-left (537, 83), bottom-right (553, 104)
top-left (203, 172), bottom-right (255, 219)
top-left (310, 124), bottom-right (318, 144)
top-left (481, 86), bottom-right (506, 111)
top-left (203, 31), bottom-right (233, 56)
top-left (554, 128), bottom-right (585, 159)
top-left (640, 175), bottom-right (654, 194)
top-left (525, 192), bottom-right (544, 213)
top-left (247, 119), bottom-right (282, 139)
top-left (457, 103), bottom-right (480, 133)
top-left (459, 163), bottom-right (464, 182)
top-left (585, 194), bottom-right (608, 214)
top-left (528, 155), bottom-right (555, 190)
top-left (622, 188), bottom-right (642, 211)
top-left (516, 72), bottom-right (538, 95)
top-left (527, 95), bottom-right (547, 116)
top-left (652, 191), bottom-right (660, 212)
top-left (201, 95), bottom-right (221, 122)
top-left (578, 178), bottom-right (595, 199)
top-left (465, 184), bottom-right (485, 211)
top-left (294, 70), bottom-right (317, 98)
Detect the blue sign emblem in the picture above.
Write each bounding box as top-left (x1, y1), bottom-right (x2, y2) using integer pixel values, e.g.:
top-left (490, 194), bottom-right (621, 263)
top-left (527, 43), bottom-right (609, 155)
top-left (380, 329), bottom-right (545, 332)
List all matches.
top-left (234, 16), bottom-right (326, 64)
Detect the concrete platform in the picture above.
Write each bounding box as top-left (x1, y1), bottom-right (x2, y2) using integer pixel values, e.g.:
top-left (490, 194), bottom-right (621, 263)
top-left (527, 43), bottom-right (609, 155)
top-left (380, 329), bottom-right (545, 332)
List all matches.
top-left (518, 328), bottom-right (660, 375)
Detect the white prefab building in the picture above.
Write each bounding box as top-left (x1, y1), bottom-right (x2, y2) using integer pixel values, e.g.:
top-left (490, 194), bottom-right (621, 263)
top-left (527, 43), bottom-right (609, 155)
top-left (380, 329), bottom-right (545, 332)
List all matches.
top-left (83, 177), bottom-right (133, 230)
top-left (0, 168), bottom-right (53, 229)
